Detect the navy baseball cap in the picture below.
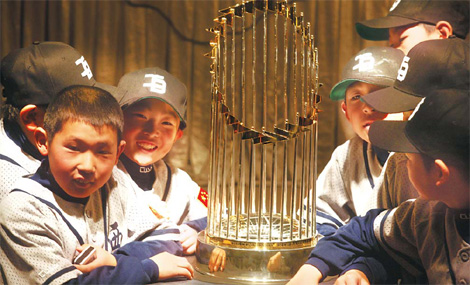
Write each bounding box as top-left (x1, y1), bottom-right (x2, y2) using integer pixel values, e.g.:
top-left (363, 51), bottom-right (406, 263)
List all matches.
top-left (330, 46), bottom-right (404, 101)
top-left (369, 89), bottom-right (469, 165)
top-left (1, 41), bottom-right (96, 108)
top-left (117, 67), bottom-right (187, 130)
top-left (356, 0), bottom-right (469, 41)
top-left (362, 37), bottom-right (469, 113)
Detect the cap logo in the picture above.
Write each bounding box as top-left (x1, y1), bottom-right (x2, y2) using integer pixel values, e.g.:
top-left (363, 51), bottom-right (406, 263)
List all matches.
top-left (408, 97), bottom-right (426, 121)
top-left (352, 52), bottom-right (375, 72)
top-left (397, 56), bottom-right (410, 81)
top-left (75, 56), bottom-right (93, 80)
top-left (143, 74), bottom-right (167, 94)
top-left (389, 0), bottom-right (401, 12)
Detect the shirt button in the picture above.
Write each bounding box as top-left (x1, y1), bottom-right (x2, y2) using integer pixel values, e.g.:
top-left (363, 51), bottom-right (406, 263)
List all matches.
top-left (460, 251), bottom-right (469, 262)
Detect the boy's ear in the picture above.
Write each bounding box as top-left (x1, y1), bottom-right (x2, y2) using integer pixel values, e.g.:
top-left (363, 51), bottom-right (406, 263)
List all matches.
top-left (175, 129), bottom-right (183, 141)
top-left (115, 140), bottom-right (126, 165)
top-left (434, 159), bottom-right (450, 187)
top-left (34, 127), bottom-right (49, 156)
top-left (435, 21), bottom-right (453, 39)
top-left (341, 101), bottom-right (350, 120)
top-left (19, 105), bottom-right (46, 131)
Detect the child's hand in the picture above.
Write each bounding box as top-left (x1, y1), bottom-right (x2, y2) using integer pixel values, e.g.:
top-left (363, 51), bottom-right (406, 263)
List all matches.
top-left (334, 269), bottom-right (370, 285)
top-left (150, 251), bottom-right (194, 280)
top-left (208, 248), bottom-right (226, 272)
top-left (287, 264), bottom-right (322, 285)
top-left (74, 244), bottom-right (117, 273)
top-left (179, 224), bottom-right (198, 255)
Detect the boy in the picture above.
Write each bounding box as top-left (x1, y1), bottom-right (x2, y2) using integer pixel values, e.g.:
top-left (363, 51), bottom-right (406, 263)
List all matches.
top-left (116, 67), bottom-right (207, 255)
top-left (315, 46), bottom-right (406, 236)
top-left (0, 41), bottom-right (96, 200)
top-left (0, 86), bottom-right (194, 284)
top-left (289, 89), bottom-right (469, 284)
top-left (355, 0), bottom-right (469, 54)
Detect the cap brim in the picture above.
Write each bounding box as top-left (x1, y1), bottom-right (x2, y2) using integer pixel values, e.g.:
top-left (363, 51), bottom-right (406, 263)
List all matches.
top-left (330, 80), bottom-right (356, 101)
top-left (356, 16), bottom-right (418, 41)
top-left (369, 120), bottom-right (419, 153)
top-left (362, 87), bottom-right (423, 113)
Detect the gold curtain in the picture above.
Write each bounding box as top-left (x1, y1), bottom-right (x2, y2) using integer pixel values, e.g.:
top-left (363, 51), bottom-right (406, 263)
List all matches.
top-left (0, 0), bottom-right (392, 187)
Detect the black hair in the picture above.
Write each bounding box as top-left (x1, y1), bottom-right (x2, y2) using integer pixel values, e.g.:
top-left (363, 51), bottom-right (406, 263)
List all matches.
top-left (421, 152), bottom-right (469, 183)
top-left (44, 85), bottom-right (124, 144)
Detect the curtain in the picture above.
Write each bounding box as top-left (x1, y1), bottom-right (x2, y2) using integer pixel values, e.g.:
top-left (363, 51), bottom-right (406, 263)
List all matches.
top-left (1, 0), bottom-right (392, 187)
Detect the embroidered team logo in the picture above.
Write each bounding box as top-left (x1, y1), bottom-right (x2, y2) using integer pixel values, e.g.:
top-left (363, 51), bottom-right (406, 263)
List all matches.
top-left (143, 74), bottom-right (167, 94)
top-left (352, 52), bottom-right (375, 72)
top-left (75, 56), bottom-right (93, 79)
top-left (389, 0), bottom-right (401, 11)
top-left (108, 222), bottom-right (123, 250)
top-left (197, 188), bottom-right (208, 208)
top-left (397, 56), bottom-right (410, 82)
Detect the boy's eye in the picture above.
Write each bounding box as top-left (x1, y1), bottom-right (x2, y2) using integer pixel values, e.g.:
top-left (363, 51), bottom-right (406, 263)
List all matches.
top-left (351, 95), bottom-right (361, 101)
top-left (67, 145), bottom-right (79, 151)
top-left (162, 121), bottom-right (174, 126)
top-left (133, 113), bottom-right (147, 119)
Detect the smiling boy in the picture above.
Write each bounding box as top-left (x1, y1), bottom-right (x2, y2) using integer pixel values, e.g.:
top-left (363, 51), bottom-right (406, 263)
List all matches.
top-left (0, 86), bottom-right (193, 284)
top-left (117, 67), bottom-right (207, 255)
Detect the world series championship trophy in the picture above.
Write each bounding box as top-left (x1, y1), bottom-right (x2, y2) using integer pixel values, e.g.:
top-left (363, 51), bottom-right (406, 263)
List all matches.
top-left (196, 0), bottom-right (321, 283)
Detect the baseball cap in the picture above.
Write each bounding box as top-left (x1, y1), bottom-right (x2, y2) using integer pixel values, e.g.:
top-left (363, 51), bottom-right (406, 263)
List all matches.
top-left (369, 89), bottom-right (469, 165)
top-left (362, 37), bottom-right (469, 113)
top-left (95, 82), bottom-right (119, 99)
top-left (329, 46), bottom-right (404, 101)
top-left (356, 0), bottom-right (469, 41)
top-left (1, 41), bottom-right (96, 108)
top-left (117, 67), bottom-right (187, 130)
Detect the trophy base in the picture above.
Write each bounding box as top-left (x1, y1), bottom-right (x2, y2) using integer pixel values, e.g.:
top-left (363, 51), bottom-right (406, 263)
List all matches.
top-left (194, 231), bottom-right (316, 284)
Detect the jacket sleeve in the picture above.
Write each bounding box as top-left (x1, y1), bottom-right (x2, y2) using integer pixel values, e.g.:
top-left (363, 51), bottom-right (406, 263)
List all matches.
top-left (184, 216), bottom-right (207, 232)
top-left (306, 209), bottom-right (399, 281)
top-left (64, 255), bottom-right (159, 284)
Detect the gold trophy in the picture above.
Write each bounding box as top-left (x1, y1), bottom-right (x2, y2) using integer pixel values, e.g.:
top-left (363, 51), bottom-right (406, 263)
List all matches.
top-left (196, 1), bottom-right (320, 283)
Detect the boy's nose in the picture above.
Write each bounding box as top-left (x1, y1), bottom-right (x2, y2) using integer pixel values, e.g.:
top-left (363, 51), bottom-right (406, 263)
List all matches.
top-left (77, 152), bottom-right (96, 173)
top-left (143, 121), bottom-right (161, 137)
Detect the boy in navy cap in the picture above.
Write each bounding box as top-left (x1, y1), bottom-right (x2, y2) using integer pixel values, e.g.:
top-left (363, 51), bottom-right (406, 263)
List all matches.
top-left (116, 67), bottom-right (207, 255)
top-left (0, 41), bottom-right (96, 200)
top-left (356, 0), bottom-right (469, 54)
top-left (315, 46), bottom-right (405, 236)
top-left (288, 89), bottom-right (469, 284)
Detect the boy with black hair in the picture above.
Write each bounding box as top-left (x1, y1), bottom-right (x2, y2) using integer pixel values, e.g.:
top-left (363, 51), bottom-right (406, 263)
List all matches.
top-left (315, 46), bottom-right (406, 236)
top-left (0, 41), bottom-right (96, 200)
top-left (289, 89), bottom-right (469, 284)
top-left (116, 67), bottom-right (207, 255)
top-left (355, 0), bottom-right (469, 54)
top-left (0, 86), bottom-right (194, 284)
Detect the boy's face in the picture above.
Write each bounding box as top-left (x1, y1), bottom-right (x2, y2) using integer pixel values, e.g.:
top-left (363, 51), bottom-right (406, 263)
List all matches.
top-left (123, 98), bottom-right (183, 166)
top-left (342, 82), bottom-right (388, 143)
top-left (389, 23), bottom-right (440, 54)
top-left (46, 120), bottom-right (124, 198)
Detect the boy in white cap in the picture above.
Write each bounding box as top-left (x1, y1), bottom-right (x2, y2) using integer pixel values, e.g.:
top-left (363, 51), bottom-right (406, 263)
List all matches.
top-left (0, 41), bottom-right (96, 200)
top-left (116, 67), bottom-right (207, 255)
top-left (289, 89), bottom-right (469, 284)
top-left (315, 46), bottom-right (405, 237)
top-left (355, 0), bottom-right (469, 54)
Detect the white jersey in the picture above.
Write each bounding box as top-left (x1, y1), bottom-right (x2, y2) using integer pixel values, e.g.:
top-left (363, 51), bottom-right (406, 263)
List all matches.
top-left (0, 167), bottom-right (163, 284)
top-left (118, 159), bottom-right (207, 227)
top-left (0, 119), bottom-right (41, 201)
top-left (374, 198), bottom-right (470, 283)
top-left (316, 136), bottom-right (384, 226)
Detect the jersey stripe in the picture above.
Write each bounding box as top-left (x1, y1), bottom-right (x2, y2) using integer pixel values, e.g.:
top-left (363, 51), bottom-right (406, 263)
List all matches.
top-left (11, 189), bottom-right (85, 245)
top-left (43, 266), bottom-right (76, 285)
